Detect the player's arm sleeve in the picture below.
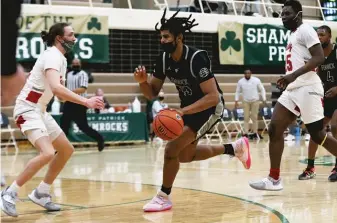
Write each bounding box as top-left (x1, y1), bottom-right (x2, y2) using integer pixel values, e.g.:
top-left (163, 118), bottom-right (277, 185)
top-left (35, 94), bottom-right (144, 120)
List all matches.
top-left (152, 53), bottom-right (166, 80)
top-left (191, 51), bottom-right (214, 84)
top-left (300, 25), bottom-right (320, 49)
top-left (1, 1), bottom-right (21, 75)
top-left (44, 53), bottom-right (62, 72)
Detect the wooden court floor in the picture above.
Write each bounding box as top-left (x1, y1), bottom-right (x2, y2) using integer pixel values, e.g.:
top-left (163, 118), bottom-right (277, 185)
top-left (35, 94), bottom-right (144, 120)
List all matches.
top-left (1, 138), bottom-right (337, 223)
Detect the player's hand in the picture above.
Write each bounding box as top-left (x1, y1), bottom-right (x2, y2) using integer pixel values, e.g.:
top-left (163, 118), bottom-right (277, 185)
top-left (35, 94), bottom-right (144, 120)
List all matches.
top-left (134, 65), bottom-right (148, 84)
top-left (325, 87), bottom-right (337, 98)
top-left (276, 73), bottom-right (296, 90)
top-left (85, 96), bottom-right (104, 109)
top-left (161, 108), bottom-right (184, 116)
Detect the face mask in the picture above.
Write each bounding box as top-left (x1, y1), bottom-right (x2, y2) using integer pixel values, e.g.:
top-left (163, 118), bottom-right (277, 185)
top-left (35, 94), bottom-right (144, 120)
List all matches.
top-left (161, 41), bottom-right (177, 53)
top-left (60, 38), bottom-right (75, 53)
top-left (282, 11), bottom-right (302, 31)
top-left (245, 76), bottom-right (250, 80)
top-left (321, 42), bottom-right (329, 49)
top-left (159, 97), bottom-right (164, 101)
top-left (72, 65), bottom-right (81, 73)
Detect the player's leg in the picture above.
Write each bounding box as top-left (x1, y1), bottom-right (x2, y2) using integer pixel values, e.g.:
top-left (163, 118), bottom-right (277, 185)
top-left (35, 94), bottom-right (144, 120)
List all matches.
top-left (28, 113), bottom-right (74, 211)
top-left (299, 117), bottom-right (330, 180)
top-left (249, 90), bottom-right (297, 191)
top-left (328, 109), bottom-right (337, 182)
top-left (1, 130), bottom-right (54, 217)
top-left (73, 104), bottom-right (104, 151)
top-left (298, 84), bottom-right (337, 167)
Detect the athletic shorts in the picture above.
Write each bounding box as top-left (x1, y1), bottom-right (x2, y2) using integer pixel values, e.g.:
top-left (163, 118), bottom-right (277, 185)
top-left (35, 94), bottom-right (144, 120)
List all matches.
top-left (278, 83), bottom-right (324, 124)
top-left (324, 96), bottom-right (337, 118)
top-left (13, 104), bottom-right (62, 145)
top-left (183, 99), bottom-right (224, 140)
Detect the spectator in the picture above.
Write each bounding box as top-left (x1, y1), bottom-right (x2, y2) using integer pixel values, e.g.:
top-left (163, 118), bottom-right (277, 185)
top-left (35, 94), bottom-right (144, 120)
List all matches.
top-left (95, 88), bottom-right (111, 113)
top-left (235, 69), bottom-right (266, 139)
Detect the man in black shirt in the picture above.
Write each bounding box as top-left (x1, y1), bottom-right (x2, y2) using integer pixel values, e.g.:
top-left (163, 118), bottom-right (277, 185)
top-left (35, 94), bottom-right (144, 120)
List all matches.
top-left (134, 9), bottom-right (251, 212)
top-left (298, 25), bottom-right (337, 182)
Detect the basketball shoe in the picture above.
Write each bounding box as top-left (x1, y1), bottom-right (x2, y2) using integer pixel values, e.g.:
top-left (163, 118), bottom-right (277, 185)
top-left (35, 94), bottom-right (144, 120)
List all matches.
top-left (233, 137), bottom-right (251, 169)
top-left (0, 187), bottom-right (18, 217)
top-left (143, 190), bottom-right (172, 212)
top-left (28, 188), bottom-right (61, 211)
top-left (298, 167), bottom-right (316, 180)
top-left (328, 167), bottom-right (337, 182)
top-left (249, 176), bottom-right (283, 191)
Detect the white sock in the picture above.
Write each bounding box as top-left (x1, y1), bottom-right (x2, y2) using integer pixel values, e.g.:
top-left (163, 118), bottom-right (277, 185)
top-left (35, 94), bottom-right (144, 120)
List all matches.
top-left (37, 181), bottom-right (51, 194)
top-left (7, 181), bottom-right (21, 193)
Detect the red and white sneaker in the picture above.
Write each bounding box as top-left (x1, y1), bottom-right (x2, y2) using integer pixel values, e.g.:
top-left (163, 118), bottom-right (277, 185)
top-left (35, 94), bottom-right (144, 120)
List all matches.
top-left (143, 191), bottom-right (172, 212)
top-left (233, 137), bottom-right (251, 169)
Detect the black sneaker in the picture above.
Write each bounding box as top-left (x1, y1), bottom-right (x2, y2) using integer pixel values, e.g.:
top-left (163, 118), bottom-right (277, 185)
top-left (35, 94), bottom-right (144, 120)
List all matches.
top-left (98, 140), bottom-right (105, 152)
top-left (328, 167), bottom-right (337, 182)
top-left (298, 167), bottom-right (316, 180)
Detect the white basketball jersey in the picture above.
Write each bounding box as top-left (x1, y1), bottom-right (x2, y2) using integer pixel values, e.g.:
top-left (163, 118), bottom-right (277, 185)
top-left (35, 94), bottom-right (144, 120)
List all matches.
top-left (285, 23), bottom-right (321, 90)
top-left (16, 46), bottom-right (67, 111)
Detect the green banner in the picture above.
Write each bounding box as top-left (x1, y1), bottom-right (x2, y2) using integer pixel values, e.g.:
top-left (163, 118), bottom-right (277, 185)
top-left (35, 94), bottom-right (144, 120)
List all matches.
top-left (218, 22), bottom-right (337, 65)
top-left (53, 113), bottom-right (149, 142)
top-left (16, 14), bottom-right (109, 63)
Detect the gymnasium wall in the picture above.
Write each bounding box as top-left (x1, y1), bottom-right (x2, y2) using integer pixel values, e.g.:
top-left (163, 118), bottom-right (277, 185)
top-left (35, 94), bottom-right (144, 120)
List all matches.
top-left (20, 4), bottom-right (337, 74)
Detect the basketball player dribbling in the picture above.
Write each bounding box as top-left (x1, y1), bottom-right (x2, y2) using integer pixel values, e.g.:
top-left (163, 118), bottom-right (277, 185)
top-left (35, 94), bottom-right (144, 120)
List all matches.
top-left (134, 9), bottom-right (251, 212)
top-left (249, 0), bottom-right (337, 191)
top-left (0, 23), bottom-right (104, 217)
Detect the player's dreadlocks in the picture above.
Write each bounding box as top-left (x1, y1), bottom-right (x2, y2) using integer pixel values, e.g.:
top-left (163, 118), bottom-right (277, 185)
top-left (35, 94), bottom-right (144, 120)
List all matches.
top-left (155, 8), bottom-right (199, 37)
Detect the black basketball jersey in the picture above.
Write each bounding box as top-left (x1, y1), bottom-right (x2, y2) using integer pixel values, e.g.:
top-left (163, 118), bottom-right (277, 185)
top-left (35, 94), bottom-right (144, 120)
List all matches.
top-left (318, 44), bottom-right (337, 92)
top-left (153, 45), bottom-right (223, 108)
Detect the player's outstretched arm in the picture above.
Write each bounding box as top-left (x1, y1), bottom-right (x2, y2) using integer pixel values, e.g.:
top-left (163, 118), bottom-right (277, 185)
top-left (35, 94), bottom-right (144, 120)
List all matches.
top-left (45, 69), bottom-right (104, 109)
top-left (134, 65), bottom-right (164, 100)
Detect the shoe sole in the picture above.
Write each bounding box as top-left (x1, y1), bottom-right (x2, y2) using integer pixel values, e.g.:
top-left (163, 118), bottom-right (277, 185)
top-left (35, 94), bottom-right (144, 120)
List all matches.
top-left (0, 196), bottom-right (18, 217)
top-left (28, 193), bottom-right (61, 212)
top-left (298, 175), bottom-right (316, 180)
top-left (249, 184), bottom-right (283, 191)
top-left (242, 137), bottom-right (251, 169)
top-left (143, 205), bottom-right (172, 212)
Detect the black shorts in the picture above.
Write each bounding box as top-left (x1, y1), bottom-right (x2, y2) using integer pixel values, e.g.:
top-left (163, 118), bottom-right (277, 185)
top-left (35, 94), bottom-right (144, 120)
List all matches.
top-left (183, 106), bottom-right (221, 140)
top-left (324, 97), bottom-right (337, 118)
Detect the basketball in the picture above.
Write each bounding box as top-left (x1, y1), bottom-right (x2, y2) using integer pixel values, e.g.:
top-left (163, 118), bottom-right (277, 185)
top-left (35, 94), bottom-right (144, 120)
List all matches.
top-left (153, 109), bottom-right (184, 140)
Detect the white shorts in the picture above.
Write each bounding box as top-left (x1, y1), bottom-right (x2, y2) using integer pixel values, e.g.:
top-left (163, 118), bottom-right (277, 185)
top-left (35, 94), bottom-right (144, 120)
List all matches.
top-left (278, 83), bottom-right (324, 124)
top-left (14, 105), bottom-right (62, 145)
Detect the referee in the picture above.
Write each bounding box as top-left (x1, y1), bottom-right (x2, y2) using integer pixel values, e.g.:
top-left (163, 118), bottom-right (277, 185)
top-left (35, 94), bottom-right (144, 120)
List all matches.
top-left (60, 58), bottom-right (105, 152)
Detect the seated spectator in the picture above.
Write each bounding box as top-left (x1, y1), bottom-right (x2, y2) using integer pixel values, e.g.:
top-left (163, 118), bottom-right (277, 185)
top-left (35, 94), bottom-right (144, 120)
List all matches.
top-left (95, 88), bottom-right (111, 113)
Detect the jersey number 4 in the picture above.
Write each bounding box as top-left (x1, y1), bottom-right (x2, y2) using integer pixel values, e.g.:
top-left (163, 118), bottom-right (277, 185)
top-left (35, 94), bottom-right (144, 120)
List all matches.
top-left (327, 71), bottom-right (334, 82)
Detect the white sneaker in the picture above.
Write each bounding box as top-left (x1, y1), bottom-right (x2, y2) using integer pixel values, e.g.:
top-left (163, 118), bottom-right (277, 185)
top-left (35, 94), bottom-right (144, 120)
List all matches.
top-left (0, 187), bottom-right (18, 217)
top-left (143, 191), bottom-right (172, 212)
top-left (233, 137), bottom-right (251, 169)
top-left (249, 176), bottom-right (283, 191)
top-left (28, 189), bottom-right (60, 211)
top-left (284, 134), bottom-right (295, 141)
top-left (304, 134), bottom-right (310, 141)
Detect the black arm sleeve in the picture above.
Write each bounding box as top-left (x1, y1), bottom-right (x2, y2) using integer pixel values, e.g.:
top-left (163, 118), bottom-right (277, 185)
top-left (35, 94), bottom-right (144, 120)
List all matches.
top-left (1, 0), bottom-right (21, 76)
top-left (191, 51), bottom-right (214, 84)
top-left (152, 53), bottom-right (166, 80)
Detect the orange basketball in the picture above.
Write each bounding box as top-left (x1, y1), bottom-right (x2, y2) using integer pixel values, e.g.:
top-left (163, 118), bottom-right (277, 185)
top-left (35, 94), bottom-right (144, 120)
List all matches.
top-left (153, 109), bottom-right (184, 140)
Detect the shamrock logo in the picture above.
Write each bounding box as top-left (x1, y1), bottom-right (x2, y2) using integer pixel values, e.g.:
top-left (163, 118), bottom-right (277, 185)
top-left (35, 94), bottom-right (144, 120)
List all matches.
top-left (220, 31), bottom-right (241, 55)
top-left (87, 17), bottom-right (101, 31)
